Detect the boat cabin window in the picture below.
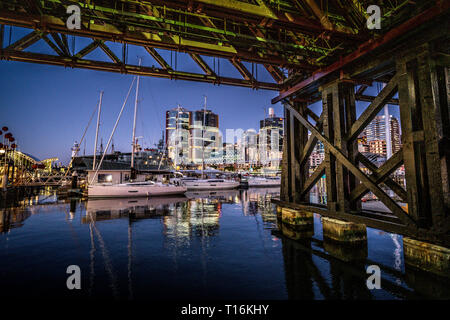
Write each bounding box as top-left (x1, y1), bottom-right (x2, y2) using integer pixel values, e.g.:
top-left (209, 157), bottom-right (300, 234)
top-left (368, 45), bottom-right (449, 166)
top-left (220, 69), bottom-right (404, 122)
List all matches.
top-left (98, 174), bottom-right (113, 183)
top-left (207, 179), bottom-right (224, 182)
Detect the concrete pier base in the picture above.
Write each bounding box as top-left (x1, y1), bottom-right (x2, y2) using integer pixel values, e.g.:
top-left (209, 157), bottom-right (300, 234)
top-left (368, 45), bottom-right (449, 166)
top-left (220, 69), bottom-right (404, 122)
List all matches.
top-left (281, 207), bottom-right (314, 227)
top-left (277, 207), bottom-right (314, 240)
top-left (321, 217), bottom-right (367, 243)
top-left (403, 237), bottom-right (450, 279)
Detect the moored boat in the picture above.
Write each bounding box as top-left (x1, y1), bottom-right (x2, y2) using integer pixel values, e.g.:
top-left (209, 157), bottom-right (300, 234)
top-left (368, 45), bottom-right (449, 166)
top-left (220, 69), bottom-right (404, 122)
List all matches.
top-left (88, 181), bottom-right (186, 198)
top-left (247, 176), bottom-right (281, 187)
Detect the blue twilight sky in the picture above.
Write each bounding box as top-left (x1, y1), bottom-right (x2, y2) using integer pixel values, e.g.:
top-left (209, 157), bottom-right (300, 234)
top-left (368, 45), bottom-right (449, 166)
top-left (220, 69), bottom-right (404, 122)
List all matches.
top-left (0, 27), bottom-right (399, 165)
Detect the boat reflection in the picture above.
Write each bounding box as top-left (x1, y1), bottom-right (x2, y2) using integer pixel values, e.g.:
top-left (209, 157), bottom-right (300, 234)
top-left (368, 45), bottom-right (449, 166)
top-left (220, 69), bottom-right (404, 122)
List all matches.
top-left (83, 196), bottom-right (187, 223)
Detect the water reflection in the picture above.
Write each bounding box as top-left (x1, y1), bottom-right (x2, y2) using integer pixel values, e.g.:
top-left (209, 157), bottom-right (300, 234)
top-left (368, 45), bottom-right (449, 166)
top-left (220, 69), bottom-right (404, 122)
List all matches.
top-left (0, 187), bottom-right (449, 300)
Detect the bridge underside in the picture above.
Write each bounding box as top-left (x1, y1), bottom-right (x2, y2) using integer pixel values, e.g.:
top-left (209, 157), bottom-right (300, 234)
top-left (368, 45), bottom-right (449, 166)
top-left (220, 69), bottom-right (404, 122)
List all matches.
top-left (0, 0), bottom-right (438, 90)
top-left (277, 3), bottom-right (450, 246)
top-left (0, 1), bottom-right (449, 245)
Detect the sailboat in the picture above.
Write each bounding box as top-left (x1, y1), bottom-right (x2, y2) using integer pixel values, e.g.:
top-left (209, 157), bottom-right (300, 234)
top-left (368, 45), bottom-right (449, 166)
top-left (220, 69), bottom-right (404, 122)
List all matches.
top-left (247, 176), bottom-right (281, 187)
top-left (88, 64), bottom-right (187, 198)
top-left (173, 96), bottom-right (239, 191)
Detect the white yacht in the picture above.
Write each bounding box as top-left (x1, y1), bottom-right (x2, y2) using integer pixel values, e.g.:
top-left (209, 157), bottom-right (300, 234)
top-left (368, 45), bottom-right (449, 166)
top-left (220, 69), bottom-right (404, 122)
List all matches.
top-left (247, 176), bottom-right (281, 187)
top-left (88, 181), bottom-right (186, 198)
top-left (179, 178), bottom-right (240, 190)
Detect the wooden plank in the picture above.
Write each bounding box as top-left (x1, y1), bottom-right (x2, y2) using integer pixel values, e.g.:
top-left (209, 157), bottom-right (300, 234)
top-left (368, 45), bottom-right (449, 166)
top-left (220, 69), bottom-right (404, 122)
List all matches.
top-left (344, 81), bottom-right (360, 211)
top-left (321, 88), bottom-right (337, 212)
top-left (297, 102), bottom-right (310, 202)
top-left (285, 102), bottom-right (416, 227)
top-left (417, 47), bottom-right (448, 232)
top-left (351, 151), bottom-right (406, 202)
top-left (331, 83), bottom-right (348, 212)
top-left (298, 112), bottom-right (324, 166)
top-left (289, 106), bottom-right (297, 202)
top-left (280, 105), bottom-right (291, 201)
top-left (346, 73), bottom-right (399, 142)
top-left (300, 161), bottom-right (325, 197)
top-left (355, 94), bottom-right (399, 105)
top-left (355, 84), bottom-right (368, 95)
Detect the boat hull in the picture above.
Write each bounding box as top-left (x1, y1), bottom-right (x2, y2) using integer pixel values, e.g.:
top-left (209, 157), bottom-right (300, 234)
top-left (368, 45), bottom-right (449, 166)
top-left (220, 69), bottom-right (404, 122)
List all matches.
top-left (247, 178), bottom-right (281, 187)
top-left (87, 184), bottom-right (187, 198)
top-left (183, 180), bottom-right (240, 190)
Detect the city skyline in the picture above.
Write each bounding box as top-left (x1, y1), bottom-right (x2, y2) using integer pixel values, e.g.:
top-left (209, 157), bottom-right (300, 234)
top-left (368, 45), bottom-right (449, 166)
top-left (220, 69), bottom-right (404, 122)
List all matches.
top-left (0, 59), bottom-right (284, 165)
top-left (1, 59), bottom-right (400, 166)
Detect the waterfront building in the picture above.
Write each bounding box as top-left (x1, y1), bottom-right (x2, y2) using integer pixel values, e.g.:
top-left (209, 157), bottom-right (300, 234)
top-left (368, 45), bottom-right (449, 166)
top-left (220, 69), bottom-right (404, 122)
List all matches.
top-left (165, 106), bottom-right (191, 167)
top-left (309, 140), bottom-right (325, 168)
top-left (369, 139), bottom-right (387, 156)
top-left (364, 114), bottom-right (402, 156)
top-left (189, 109), bottom-right (222, 166)
top-left (240, 129), bottom-right (259, 166)
top-left (259, 108), bottom-right (283, 167)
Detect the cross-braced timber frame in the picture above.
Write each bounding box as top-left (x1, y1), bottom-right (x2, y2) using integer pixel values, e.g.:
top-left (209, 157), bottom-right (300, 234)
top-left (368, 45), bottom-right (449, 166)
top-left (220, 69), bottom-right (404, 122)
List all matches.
top-left (276, 3), bottom-right (450, 246)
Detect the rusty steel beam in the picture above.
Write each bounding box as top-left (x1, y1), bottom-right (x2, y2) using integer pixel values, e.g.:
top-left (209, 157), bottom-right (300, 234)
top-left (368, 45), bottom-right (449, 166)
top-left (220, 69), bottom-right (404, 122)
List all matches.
top-left (0, 10), bottom-right (312, 70)
top-left (272, 1), bottom-right (450, 103)
top-left (0, 49), bottom-right (279, 90)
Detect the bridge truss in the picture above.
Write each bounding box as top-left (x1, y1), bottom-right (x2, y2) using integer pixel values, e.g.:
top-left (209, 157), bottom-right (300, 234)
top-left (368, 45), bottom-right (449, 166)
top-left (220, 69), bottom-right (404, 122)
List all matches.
top-left (0, 0), bottom-right (433, 90)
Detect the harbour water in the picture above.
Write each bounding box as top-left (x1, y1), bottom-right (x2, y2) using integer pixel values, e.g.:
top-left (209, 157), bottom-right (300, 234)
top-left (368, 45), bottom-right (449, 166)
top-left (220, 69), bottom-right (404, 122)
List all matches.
top-left (0, 188), bottom-right (448, 300)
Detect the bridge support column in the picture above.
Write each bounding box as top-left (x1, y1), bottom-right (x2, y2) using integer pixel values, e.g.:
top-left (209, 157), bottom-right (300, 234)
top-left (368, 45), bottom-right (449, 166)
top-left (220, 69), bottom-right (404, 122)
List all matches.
top-left (403, 237), bottom-right (450, 279)
top-left (320, 79), bottom-right (360, 214)
top-left (396, 43), bottom-right (449, 232)
top-left (281, 101), bottom-right (309, 203)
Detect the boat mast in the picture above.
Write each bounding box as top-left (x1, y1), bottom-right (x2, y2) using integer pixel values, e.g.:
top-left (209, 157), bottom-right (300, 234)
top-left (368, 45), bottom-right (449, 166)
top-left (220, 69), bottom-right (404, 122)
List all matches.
top-left (202, 95), bottom-right (207, 179)
top-left (131, 58), bottom-right (141, 174)
top-left (92, 91), bottom-right (103, 170)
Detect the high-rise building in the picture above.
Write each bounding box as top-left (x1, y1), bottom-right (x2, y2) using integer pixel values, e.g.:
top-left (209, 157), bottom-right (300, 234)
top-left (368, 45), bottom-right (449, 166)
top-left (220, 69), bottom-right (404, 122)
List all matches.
top-left (259, 107), bottom-right (283, 167)
top-left (190, 109), bottom-right (222, 165)
top-left (165, 106), bottom-right (190, 166)
top-left (309, 140), bottom-right (325, 168)
top-left (364, 114), bottom-right (402, 157)
top-left (165, 106), bottom-right (222, 166)
top-left (390, 117), bottom-right (401, 154)
top-left (241, 129), bottom-right (259, 166)
top-left (369, 139), bottom-right (387, 156)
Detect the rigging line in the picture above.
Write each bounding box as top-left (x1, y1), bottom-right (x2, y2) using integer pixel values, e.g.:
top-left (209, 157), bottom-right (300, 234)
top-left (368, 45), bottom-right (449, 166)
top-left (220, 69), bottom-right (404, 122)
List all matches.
top-left (90, 76), bottom-right (136, 184)
top-left (63, 101), bottom-right (98, 179)
top-left (144, 78), bottom-right (164, 133)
